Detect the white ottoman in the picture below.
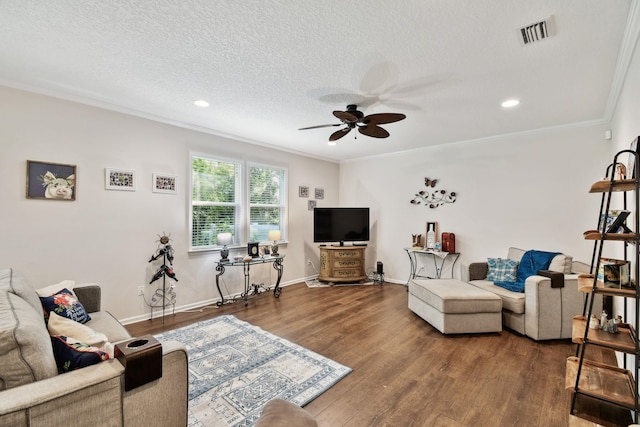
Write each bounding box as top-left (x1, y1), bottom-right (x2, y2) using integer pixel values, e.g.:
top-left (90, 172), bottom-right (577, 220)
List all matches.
top-left (408, 279), bottom-right (502, 334)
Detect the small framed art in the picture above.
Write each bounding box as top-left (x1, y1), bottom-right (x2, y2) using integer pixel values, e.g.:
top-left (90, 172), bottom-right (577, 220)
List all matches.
top-left (105, 168), bottom-right (136, 191)
top-left (308, 200), bottom-right (316, 211)
top-left (26, 160), bottom-right (76, 200)
top-left (315, 188), bottom-right (324, 199)
top-left (299, 186), bottom-right (309, 198)
top-left (152, 173), bottom-right (177, 194)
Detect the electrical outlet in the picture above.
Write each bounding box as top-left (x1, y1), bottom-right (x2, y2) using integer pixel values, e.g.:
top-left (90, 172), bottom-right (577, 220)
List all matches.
top-left (138, 286), bottom-right (144, 296)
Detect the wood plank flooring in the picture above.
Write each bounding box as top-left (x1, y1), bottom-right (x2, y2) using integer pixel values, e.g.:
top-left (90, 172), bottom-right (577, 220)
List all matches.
top-left (126, 282), bottom-right (632, 427)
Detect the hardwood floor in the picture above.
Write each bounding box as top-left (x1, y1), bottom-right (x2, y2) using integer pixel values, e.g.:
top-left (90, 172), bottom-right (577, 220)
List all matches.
top-left (126, 282), bottom-right (631, 427)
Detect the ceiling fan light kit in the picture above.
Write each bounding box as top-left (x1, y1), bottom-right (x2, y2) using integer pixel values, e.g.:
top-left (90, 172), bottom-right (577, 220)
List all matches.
top-left (300, 104), bottom-right (406, 142)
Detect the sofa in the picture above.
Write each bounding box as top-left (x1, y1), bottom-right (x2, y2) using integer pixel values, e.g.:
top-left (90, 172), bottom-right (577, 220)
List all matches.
top-left (460, 247), bottom-right (602, 340)
top-left (0, 268), bottom-right (189, 426)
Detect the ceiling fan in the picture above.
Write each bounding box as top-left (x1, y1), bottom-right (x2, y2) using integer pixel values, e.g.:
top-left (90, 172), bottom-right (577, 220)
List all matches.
top-left (299, 104), bottom-right (406, 142)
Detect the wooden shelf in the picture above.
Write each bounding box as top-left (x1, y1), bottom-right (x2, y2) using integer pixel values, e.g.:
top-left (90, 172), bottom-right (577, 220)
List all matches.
top-left (572, 316), bottom-right (637, 353)
top-left (583, 230), bottom-right (638, 241)
top-left (566, 357), bottom-right (637, 409)
top-left (577, 275), bottom-right (637, 298)
top-left (590, 179), bottom-right (638, 193)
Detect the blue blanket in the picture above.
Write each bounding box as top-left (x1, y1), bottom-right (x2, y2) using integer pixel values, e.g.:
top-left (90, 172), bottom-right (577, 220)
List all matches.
top-left (494, 250), bottom-right (560, 292)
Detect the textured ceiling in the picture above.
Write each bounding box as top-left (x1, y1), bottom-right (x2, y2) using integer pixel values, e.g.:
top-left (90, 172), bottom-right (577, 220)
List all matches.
top-left (0, 0), bottom-right (636, 162)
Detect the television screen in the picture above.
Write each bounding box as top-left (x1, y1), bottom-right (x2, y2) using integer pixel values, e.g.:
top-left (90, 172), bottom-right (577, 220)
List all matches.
top-left (313, 207), bottom-right (370, 244)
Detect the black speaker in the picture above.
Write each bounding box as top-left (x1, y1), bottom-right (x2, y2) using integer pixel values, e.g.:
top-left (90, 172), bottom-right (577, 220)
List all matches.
top-left (377, 261), bottom-right (384, 274)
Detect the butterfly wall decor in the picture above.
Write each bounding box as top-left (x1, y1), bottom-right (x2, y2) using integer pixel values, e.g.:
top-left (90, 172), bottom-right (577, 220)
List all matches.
top-left (410, 177), bottom-right (457, 208)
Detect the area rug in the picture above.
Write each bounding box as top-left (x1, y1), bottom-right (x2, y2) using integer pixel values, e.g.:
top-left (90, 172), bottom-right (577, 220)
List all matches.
top-left (155, 315), bottom-right (351, 427)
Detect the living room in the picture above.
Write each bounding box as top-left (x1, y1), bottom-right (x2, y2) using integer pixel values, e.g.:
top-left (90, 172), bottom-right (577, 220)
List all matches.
top-left (1, 2), bottom-right (638, 325)
top-left (1, 2), bottom-right (640, 424)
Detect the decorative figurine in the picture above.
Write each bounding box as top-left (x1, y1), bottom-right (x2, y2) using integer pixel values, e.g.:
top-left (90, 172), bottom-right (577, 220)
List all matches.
top-left (600, 310), bottom-right (608, 327)
top-left (602, 319), bottom-right (618, 333)
top-left (589, 314), bottom-right (600, 329)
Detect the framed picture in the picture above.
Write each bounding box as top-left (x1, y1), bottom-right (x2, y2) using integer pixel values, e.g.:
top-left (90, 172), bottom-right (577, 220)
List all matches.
top-left (299, 185), bottom-right (309, 198)
top-left (26, 160), bottom-right (76, 200)
top-left (105, 168), bottom-right (136, 191)
top-left (315, 188), bottom-right (324, 199)
top-left (308, 200), bottom-right (316, 211)
top-left (152, 173), bottom-right (177, 194)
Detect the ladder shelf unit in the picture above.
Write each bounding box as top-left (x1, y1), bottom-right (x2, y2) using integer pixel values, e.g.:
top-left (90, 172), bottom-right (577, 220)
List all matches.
top-left (568, 148), bottom-right (640, 424)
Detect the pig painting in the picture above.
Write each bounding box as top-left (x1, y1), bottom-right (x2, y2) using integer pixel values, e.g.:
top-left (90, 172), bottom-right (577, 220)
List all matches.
top-left (42, 171), bottom-right (75, 199)
top-left (26, 161), bottom-right (77, 200)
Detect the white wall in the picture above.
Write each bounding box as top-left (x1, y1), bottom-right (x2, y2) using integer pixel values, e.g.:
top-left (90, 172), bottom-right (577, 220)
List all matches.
top-left (339, 124), bottom-right (612, 282)
top-left (609, 21), bottom-right (640, 368)
top-left (0, 86), bottom-right (339, 322)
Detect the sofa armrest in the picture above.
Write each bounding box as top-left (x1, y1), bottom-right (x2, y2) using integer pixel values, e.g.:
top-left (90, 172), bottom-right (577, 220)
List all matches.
top-left (461, 262), bottom-right (488, 282)
top-left (0, 359), bottom-right (125, 424)
top-left (523, 274), bottom-right (598, 340)
top-left (536, 270), bottom-right (564, 288)
top-left (123, 340), bottom-right (189, 426)
top-left (73, 285), bottom-right (101, 313)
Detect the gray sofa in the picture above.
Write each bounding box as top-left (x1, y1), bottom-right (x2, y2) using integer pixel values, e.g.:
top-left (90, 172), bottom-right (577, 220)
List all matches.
top-left (0, 268), bottom-right (188, 426)
top-left (461, 247), bottom-right (601, 340)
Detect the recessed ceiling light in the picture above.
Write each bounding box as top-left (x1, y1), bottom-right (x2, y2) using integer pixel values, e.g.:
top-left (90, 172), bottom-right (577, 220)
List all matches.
top-left (194, 100), bottom-right (210, 108)
top-left (501, 99), bottom-right (520, 108)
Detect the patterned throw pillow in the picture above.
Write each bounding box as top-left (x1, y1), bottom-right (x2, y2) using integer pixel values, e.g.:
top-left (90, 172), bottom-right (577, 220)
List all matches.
top-left (486, 258), bottom-right (518, 282)
top-left (39, 288), bottom-right (91, 324)
top-left (50, 335), bottom-right (109, 373)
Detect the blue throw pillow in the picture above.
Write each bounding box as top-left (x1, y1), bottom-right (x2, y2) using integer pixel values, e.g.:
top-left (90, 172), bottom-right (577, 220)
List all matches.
top-left (486, 258), bottom-right (518, 282)
top-left (50, 335), bottom-right (109, 373)
top-left (39, 288), bottom-right (91, 324)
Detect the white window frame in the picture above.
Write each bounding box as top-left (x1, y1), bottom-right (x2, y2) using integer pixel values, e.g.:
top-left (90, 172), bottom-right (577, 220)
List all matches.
top-left (189, 153), bottom-right (287, 252)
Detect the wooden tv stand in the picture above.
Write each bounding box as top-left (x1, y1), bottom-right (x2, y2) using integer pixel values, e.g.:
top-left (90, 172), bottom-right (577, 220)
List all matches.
top-left (318, 245), bottom-right (367, 283)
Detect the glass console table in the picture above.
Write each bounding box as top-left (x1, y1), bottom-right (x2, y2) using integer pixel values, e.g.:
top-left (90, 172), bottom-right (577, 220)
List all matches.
top-left (215, 255), bottom-right (285, 306)
top-left (404, 248), bottom-right (459, 282)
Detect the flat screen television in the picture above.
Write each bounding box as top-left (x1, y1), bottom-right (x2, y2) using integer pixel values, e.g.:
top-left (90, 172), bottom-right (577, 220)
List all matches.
top-left (313, 207), bottom-right (370, 245)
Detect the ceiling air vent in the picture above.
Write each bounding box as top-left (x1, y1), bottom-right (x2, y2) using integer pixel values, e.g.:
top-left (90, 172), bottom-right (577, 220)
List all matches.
top-left (519, 15), bottom-right (555, 45)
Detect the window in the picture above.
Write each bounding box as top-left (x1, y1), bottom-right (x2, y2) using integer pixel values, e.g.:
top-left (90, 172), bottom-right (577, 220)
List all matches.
top-left (249, 164), bottom-right (286, 242)
top-left (190, 154), bottom-right (287, 251)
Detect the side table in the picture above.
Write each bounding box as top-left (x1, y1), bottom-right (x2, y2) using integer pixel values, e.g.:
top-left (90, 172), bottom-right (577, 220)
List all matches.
top-left (404, 248), bottom-right (460, 283)
top-left (215, 255), bottom-right (285, 306)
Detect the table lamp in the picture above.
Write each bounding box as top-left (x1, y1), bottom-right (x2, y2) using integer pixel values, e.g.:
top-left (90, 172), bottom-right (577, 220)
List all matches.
top-left (268, 230), bottom-right (281, 256)
top-left (217, 233), bottom-right (233, 262)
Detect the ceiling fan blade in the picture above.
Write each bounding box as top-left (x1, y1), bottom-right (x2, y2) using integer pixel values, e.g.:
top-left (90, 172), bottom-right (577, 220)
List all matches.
top-left (361, 113), bottom-right (406, 125)
top-left (333, 110), bottom-right (358, 122)
top-left (358, 124), bottom-right (390, 139)
top-left (298, 123), bottom-right (342, 130)
top-left (329, 127), bottom-right (352, 141)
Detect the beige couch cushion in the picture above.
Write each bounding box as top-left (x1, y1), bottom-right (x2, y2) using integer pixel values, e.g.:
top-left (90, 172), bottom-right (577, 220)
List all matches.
top-left (468, 280), bottom-right (525, 314)
top-left (0, 290), bottom-right (58, 390)
top-left (0, 268), bottom-right (43, 314)
top-left (85, 311), bottom-right (131, 343)
top-left (410, 279), bottom-right (502, 314)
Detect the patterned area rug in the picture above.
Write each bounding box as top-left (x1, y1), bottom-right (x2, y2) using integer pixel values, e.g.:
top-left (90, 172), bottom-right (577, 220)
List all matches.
top-left (155, 315), bottom-right (351, 426)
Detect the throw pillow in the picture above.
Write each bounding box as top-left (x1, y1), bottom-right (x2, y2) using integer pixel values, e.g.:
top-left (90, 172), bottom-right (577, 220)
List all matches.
top-left (47, 311), bottom-right (108, 347)
top-left (486, 258), bottom-right (518, 282)
top-left (40, 288), bottom-right (91, 324)
top-left (50, 335), bottom-right (110, 373)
